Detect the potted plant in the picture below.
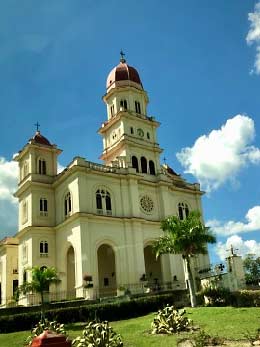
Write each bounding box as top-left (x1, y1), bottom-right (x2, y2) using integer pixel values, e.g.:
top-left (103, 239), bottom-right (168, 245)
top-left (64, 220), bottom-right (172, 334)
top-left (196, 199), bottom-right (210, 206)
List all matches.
top-left (83, 274), bottom-right (93, 288)
top-left (117, 286), bottom-right (126, 296)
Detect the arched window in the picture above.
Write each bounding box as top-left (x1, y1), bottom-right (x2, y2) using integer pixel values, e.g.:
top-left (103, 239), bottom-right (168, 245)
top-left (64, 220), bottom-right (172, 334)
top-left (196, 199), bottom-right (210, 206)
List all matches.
top-left (149, 160), bottom-right (155, 175)
top-left (38, 158), bottom-right (46, 175)
top-left (40, 241), bottom-right (48, 257)
top-left (120, 99), bottom-right (127, 110)
top-left (141, 156), bottom-right (147, 173)
top-left (110, 104), bottom-right (114, 117)
top-left (96, 189), bottom-right (112, 216)
top-left (135, 101), bottom-right (141, 114)
top-left (132, 156), bottom-right (139, 172)
top-left (178, 203), bottom-right (189, 220)
top-left (40, 198), bottom-right (48, 216)
top-left (147, 132), bottom-right (150, 140)
top-left (64, 192), bottom-right (72, 217)
top-left (96, 190), bottom-right (102, 210)
top-left (130, 126), bottom-right (134, 134)
top-left (105, 192), bottom-right (112, 214)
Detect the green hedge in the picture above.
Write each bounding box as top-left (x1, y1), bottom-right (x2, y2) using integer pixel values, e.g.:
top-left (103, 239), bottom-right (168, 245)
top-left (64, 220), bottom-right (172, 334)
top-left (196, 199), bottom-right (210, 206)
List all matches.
top-left (200, 288), bottom-right (260, 307)
top-left (0, 291), bottom-right (187, 333)
top-left (234, 290), bottom-right (260, 307)
top-left (0, 298), bottom-right (98, 317)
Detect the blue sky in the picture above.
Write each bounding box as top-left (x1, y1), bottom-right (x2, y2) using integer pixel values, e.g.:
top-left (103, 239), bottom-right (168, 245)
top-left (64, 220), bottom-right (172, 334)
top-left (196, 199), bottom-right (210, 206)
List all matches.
top-left (0, 0), bottom-right (260, 264)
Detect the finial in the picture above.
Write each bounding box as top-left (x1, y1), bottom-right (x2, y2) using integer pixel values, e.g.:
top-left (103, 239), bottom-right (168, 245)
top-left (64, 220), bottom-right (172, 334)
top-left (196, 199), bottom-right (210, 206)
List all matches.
top-left (163, 157), bottom-right (167, 165)
top-left (226, 244), bottom-right (238, 256)
top-left (34, 121), bottom-right (40, 132)
top-left (120, 50), bottom-right (126, 63)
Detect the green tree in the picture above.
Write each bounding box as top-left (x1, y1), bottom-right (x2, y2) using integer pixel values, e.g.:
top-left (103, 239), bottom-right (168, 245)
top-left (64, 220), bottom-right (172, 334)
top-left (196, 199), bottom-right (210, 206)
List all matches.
top-left (18, 266), bottom-right (60, 319)
top-left (243, 254), bottom-right (260, 285)
top-left (153, 210), bottom-right (216, 307)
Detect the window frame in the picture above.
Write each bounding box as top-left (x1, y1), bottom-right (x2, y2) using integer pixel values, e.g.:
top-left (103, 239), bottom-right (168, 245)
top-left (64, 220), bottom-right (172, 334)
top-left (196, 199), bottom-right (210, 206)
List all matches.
top-left (38, 158), bottom-right (47, 175)
top-left (40, 240), bottom-right (49, 257)
top-left (40, 198), bottom-right (48, 216)
top-left (135, 100), bottom-right (141, 114)
top-left (95, 188), bottom-right (112, 216)
top-left (64, 192), bottom-right (72, 218)
top-left (178, 202), bottom-right (190, 220)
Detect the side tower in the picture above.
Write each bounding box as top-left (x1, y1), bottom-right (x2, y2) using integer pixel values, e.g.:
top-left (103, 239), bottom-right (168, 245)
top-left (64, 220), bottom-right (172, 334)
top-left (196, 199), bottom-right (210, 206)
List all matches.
top-left (14, 130), bottom-right (62, 288)
top-left (99, 54), bottom-right (162, 174)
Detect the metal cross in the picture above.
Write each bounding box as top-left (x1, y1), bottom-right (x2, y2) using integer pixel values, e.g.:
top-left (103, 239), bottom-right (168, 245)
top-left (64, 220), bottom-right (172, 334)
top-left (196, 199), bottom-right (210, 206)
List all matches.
top-left (163, 157), bottom-right (167, 164)
top-left (218, 263), bottom-right (225, 271)
top-left (227, 244), bottom-right (238, 256)
top-left (120, 50), bottom-right (125, 60)
top-left (34, 122), bottom-right (40, 132)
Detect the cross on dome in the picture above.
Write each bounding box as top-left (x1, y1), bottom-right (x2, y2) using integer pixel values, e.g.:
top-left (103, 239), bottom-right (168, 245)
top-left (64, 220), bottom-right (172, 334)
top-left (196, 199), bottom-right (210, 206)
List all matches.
top-left (34, 121), bottom-right (40, 132)
top-left (120, 50), bottom-right (126, 63)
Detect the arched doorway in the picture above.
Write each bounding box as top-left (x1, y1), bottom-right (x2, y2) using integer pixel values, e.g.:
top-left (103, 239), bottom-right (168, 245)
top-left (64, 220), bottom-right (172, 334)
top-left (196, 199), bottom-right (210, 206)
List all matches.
top-left (97, 244), bottom-right (117, 297)
top-left (144, 245), bottom-right (162, 290)
top-left (67, 246), bottom-right (76, 298)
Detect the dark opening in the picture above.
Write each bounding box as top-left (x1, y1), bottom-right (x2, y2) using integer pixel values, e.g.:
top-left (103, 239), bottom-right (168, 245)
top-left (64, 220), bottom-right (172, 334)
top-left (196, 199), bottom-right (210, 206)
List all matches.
top-left (141, 156), bottom-right (147, 173)
top-left (132, 156), bottom-right (139, 172)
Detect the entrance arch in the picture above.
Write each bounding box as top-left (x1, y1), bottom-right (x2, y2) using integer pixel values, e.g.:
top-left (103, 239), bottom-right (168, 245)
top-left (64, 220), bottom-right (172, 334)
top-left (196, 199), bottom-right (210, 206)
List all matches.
top-left (67, 246), bottom-right (76, 298)
top-left (144, 245), bottom-right (162, 289)
top-left (97, 244), bottom-right (117, 297)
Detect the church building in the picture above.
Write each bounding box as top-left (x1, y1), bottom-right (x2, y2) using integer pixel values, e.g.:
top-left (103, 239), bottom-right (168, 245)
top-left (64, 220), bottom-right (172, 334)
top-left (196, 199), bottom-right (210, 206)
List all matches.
top-left (12, 56), bottom-right (210, 301)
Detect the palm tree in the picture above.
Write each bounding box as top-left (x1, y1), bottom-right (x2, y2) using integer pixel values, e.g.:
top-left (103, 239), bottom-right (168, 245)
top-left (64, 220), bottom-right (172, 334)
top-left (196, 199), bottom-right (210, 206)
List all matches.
top-left (153, 210), bottom-right (216, 307)
top-left (18, 266), bottom-right (60, 319)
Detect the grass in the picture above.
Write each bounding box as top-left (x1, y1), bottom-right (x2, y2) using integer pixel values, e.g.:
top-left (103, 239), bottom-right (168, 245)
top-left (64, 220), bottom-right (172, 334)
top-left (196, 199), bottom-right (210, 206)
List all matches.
top-left (0, 307), bottom-right (260, 347)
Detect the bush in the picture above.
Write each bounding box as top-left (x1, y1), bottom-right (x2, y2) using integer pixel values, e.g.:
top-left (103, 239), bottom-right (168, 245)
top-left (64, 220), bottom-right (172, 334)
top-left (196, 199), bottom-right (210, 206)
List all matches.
top-left (0, 292), bottom-right (187, 333)
top-left (151, 305), bottom-right (192, 334)
top-left (201, 287), bottom-right (233, 306)
top-left (25, 319), bottom-right (67, 346)
top-left (72, 321), bottom-right (123, 347)
top-left (192, 330), bottom-right (224, 347)
top-left (234, 290), bottom-right (260, 307)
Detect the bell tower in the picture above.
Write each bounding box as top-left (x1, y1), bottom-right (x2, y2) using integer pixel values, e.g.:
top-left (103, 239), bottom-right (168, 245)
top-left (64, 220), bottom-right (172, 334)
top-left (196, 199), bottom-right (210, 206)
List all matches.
top-left (14, 129), bottom-right (62, 231)
top-left (99, 54), bottom-right (162, 174)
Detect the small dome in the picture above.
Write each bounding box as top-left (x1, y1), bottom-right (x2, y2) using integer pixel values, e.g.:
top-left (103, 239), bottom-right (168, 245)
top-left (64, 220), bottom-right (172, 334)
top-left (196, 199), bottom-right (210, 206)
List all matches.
top-left (31, 131), bottom-right (52, 146)
top-left (106, 58), bottom-right (143, 90)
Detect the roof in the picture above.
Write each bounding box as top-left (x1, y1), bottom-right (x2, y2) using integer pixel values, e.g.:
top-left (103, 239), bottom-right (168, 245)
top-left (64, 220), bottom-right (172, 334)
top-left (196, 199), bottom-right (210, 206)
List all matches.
top-left (106, 60), bottom-right (143, 90)
top-left (30, 131), bottom-right (52, 146)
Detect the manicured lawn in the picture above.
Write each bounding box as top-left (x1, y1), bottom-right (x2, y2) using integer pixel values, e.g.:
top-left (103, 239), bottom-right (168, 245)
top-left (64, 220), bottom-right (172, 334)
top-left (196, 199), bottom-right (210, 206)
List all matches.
top-left (0, 307), bottom-right (259, 347)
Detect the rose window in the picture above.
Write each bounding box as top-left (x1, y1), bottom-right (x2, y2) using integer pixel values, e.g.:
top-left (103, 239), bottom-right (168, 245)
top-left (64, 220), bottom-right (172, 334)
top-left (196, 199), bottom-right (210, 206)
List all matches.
top-left (140, 195), bottom-right (154, 213)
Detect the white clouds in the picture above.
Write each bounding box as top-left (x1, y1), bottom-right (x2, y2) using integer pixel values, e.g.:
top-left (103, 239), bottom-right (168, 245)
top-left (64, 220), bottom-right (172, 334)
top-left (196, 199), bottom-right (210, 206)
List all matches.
top-left (0, 157), bottom-right (18, 239)
top-left (216, 235), bottom-right (260, 261)
top-left (57, 162), bottom-right (65, 174)
top-left (0, 157), bottom-right (18, 203)
top-left (207, 206), bottom-right (260, 236)
top-left (0, 156), bottom-right (65, 239)
top-left (176, 115), bottom-right (260, 192)
top-left (247, 2), bottom-right (260, 75)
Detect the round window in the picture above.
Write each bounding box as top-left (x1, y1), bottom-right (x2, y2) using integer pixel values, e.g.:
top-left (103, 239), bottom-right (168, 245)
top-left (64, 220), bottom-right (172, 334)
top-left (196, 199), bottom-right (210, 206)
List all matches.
top-left (140, 195), bottom-right (154, 213)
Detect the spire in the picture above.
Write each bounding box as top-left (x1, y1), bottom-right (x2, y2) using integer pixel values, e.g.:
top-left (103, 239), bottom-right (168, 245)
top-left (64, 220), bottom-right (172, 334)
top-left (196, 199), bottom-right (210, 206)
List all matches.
top-left (120, 50), bottom-right (126, 63)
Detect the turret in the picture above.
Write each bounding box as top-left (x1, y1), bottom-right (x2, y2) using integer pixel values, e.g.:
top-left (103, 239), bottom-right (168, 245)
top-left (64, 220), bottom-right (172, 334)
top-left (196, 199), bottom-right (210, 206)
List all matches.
top-left (99, 53), bottom-right (162, 172)
top-left (14, 129), bottom-right (62, 230)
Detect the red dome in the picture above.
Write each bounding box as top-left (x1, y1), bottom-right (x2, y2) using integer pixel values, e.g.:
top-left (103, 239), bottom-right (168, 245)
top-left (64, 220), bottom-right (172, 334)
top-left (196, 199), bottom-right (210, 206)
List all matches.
top-left (106, 60), bottom-right (143, 90)
top-left (32, 131), bottom-right (52, 146)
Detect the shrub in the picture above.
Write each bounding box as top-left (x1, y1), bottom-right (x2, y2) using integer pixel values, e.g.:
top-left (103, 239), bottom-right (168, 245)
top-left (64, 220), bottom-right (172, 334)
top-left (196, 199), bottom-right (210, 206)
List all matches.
top-left (234, 290), bottom-right (260, 307)
top-left (25, 319), bottom-right (67, 346)
top-left (72, 321), bottom-right (123, 347)
top-left (151, 305), bottom-right (192, 334)
top-left (192, 330), bottom-right (224, 347)
top-left (201, 286), bottom-right (232, 306)
top-left (0, 292), bottom-right (187, 333)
